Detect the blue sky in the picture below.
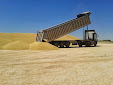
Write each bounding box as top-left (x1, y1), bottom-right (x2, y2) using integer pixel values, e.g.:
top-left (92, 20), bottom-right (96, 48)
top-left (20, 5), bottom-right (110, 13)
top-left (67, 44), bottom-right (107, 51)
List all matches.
top-left (0, 0), bottom-right (113, 40)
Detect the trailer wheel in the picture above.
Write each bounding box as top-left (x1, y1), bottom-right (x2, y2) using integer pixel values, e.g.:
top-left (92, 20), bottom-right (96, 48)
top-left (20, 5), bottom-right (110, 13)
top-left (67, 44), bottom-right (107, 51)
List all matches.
top-left (65, 41), bottom-right (70, 48)
top-left (59, 42), bottom-right (64, 48)
top-left (53, 42), bottom-right (58, 47)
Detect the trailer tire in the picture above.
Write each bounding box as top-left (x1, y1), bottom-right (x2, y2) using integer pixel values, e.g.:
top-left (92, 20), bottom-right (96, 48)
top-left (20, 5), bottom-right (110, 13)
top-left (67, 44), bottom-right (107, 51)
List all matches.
top-left (65, 41), bottom-right (70, 48)
top-left (53, 42), bottom-right (59, 47)
top-left (59, 42), bottom-right (64, 48)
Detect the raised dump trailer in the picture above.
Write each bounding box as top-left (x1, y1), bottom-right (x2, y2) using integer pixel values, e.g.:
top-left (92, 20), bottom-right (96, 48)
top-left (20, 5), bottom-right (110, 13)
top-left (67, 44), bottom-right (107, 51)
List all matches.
top-left (36, 12), bottom-right (98, 47)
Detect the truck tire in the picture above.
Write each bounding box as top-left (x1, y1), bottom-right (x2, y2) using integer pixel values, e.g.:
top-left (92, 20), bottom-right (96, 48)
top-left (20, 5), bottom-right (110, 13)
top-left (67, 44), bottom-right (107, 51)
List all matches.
top-left (86, 42), bottom-right (90, 47)
top-left (65, 41), bottom-right (70, 48)
top-left (94, 42), bottom-right (97, 47)
top-left (59, 42), bottom-right (64, 48)
top-left (53, 42), bottom-right (59, 47)
top-left (94, 44), bottom-right (96, 47)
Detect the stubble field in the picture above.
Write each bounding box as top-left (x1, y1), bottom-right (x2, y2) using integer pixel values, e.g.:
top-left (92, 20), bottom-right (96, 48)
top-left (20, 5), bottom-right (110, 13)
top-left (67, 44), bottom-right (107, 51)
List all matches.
top-left (0, 44), bottom-right (113, 85)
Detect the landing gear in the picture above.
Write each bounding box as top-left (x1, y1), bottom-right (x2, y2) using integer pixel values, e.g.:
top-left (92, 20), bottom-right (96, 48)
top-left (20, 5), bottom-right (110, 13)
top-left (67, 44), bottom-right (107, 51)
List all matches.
top-left (79, 44), bottom-right (82, 47)
top-left (78, 41), bottom-right (82, 47)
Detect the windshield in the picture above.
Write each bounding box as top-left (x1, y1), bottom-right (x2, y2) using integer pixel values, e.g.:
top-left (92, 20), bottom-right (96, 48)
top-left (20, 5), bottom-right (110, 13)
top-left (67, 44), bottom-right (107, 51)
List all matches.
top-left (86, 32), bottom-right (94, 40)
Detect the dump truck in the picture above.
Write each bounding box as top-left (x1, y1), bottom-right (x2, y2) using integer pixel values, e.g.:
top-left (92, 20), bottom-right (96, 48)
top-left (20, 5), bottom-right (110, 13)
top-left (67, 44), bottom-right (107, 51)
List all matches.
top-left (36, 11), bottom-right (98, 47)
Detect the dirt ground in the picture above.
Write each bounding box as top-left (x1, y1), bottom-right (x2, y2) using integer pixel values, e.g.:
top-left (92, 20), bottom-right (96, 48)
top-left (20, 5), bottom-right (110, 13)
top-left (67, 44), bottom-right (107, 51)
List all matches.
top-left (0, 44), bottom-right (113, 85)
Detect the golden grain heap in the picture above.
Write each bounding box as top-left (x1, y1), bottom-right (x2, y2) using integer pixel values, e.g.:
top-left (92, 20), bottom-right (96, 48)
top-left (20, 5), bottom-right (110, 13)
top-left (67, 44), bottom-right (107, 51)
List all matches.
top-left (29, 42), bottom-right (59, 50)
top-left (56, 34), bottom-right (80, 40)
top-left (0, 38), bottom-right (12, 50)
top-left (0, 33), bottom-right (79, 50)
top-left (0, 33), bottom-right (36, 44)
top-left (2, 41), bottom-right (29, 50)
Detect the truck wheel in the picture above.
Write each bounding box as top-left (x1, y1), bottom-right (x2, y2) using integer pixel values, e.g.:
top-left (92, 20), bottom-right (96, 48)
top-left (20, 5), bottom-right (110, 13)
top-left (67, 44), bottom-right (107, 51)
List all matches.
top-left (59, 42), bottom-right (64, 48)
top-left (53, 42), bottom-right (59, 47)
top-left (86, 42), bottom-right (90, 47)
top-left (94, 43), bottom-right (97, 47)
top-left (93, 41), bottom-right (97, 47)
top-left (94, 44), bottom-right (96, 47)
top-left (65, 41), bottom-right (70, 48)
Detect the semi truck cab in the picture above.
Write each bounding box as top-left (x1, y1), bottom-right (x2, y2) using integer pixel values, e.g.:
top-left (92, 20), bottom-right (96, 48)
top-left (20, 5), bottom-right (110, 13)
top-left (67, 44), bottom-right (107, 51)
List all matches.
top-left (85, 30), bottom-right (97, 41)
top-left (78, 30), bottom-right (98, 47)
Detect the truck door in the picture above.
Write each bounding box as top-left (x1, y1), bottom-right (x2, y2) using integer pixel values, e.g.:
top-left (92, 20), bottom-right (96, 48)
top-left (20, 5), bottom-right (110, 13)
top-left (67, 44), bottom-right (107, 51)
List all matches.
top-left (93, 33), bottom-right (97, 41)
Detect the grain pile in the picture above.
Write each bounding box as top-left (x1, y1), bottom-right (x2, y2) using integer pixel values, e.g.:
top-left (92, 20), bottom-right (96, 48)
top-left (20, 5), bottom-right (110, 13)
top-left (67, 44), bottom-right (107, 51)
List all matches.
top-left (55, 34), bottom-right (80, 41)
top-left (0, 33), bottom-right (79, 50)
top-left (2, 41), bottom-right (29, 50)
top-left (0, 33), bottom-right (36, 50)
top-left (29, 42), bottom-right (59, 50)
top-left (0, 33), bottom-right (36, 44)
top-left (0, 38), bottom-right (12, 50)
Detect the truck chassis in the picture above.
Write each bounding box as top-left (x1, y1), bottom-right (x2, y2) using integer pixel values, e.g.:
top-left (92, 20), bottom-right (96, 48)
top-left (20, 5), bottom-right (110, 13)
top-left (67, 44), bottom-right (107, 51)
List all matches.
top-left (49, 40), bottom-right (97, 48)
top-left (77, 40), bottom-right (97, 47)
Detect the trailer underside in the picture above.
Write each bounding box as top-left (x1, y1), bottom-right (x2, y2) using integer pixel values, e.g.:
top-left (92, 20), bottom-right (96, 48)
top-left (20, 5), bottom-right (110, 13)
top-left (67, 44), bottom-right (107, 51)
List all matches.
top-left (49, 40), bottom-right (97, 48)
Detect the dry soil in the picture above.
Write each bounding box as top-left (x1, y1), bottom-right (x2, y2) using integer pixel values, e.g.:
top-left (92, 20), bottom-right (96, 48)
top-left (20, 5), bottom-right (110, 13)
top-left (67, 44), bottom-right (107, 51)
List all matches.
top-left (0, 44), bottom-right (113, 85)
